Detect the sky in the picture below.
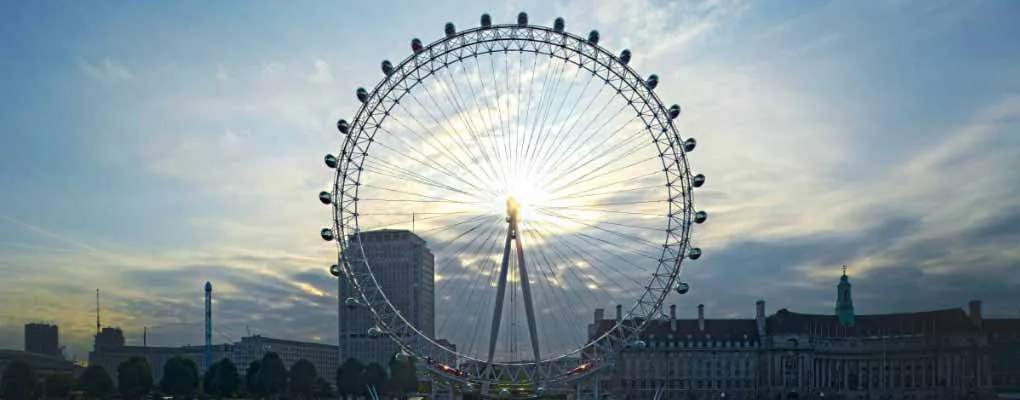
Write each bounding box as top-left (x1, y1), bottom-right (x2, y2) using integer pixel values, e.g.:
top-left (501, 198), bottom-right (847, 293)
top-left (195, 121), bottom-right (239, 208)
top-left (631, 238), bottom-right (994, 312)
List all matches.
top-left (1, 0), bottom-right (1019, 363)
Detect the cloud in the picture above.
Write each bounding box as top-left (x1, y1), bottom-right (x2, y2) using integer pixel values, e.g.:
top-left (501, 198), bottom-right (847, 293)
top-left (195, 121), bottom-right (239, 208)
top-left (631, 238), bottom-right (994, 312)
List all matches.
top-left (308, 60), bottom-right (333, 84)
top-left (80, 59), bottom-right (135, 82)
top-left (3, 0), bottom-right (1018, 365)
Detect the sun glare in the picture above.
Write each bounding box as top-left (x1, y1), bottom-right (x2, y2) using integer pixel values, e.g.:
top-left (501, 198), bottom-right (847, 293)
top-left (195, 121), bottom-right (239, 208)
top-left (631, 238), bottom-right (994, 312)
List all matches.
top-left (495, 172), bottom-right (556, 222)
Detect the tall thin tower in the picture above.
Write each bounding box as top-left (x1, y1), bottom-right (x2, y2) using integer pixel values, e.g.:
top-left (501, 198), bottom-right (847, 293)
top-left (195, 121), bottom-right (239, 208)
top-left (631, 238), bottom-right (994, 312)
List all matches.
top-left (204, 281), bottom-right (212, 370)
top-left (95, 289), bottom-right (101, 335)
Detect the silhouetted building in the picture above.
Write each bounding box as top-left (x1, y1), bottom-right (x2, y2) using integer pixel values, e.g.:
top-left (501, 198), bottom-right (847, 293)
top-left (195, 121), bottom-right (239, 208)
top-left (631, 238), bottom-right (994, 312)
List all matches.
top-left (233, 335), bottom-right (338, 382)
top-left (985, 318), bottom-right (1020, 396)
top-left (94, 327), bottom-right (125, 350)
top-left (341, 229), bottom-right (436, 366)
top-left (591, 271), bottom-right (995, 400)
top-left (24, 323), bottom-right (60, 358)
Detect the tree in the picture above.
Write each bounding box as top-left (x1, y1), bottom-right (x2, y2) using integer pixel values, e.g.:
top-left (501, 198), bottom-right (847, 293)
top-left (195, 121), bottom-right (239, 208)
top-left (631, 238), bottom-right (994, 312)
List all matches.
top-left (244, 360), bottom-right (261, 397)
top-left (336, 358), bottom-right (364, 400)
top-left (361, 363), bottom-right (388, 398)
top-left (118, 357), bottom-right (154, 400)
top-left (288, 359), bottom-right (317, 400)
top-left (43, 373), bottom-right (75, 399)
top-left (312, 377), bottom-right (334, 400)
top-left (1, 360), bottom-right (38, 400)
top-left (160, 356), bottom-right (199, 399)
top-left (388, 354), bottom-right (418, 399)
top-left (78, 365), bottom-right (114, 400)
top-left (255, 352), bottom-right (287, 399)
top-left (212, 359), bottom-right (240, 398)
top-left (202, 361), bottom-right (220, 397)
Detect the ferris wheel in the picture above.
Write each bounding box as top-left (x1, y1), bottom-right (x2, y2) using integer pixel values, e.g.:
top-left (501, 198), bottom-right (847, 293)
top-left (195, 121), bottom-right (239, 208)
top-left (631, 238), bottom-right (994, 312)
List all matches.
top-left (319, 12), bottom-right (708, 398)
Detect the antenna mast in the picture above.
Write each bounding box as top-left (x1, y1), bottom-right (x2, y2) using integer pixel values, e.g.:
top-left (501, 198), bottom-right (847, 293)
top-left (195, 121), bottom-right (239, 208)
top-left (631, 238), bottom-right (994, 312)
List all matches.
top-left (96, 288), bottom-right (101, 335)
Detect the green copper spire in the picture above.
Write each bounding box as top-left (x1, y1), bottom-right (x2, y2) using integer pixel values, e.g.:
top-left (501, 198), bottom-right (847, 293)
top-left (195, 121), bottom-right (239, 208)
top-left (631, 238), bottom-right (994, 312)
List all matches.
top-left (835, 265), bottom-right (855, 327)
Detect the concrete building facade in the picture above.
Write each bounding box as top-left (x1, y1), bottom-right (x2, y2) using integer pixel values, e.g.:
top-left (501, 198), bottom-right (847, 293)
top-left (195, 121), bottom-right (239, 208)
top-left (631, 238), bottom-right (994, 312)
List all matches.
top-left (24, 323), bottom-right (60, 358)
top-left (341, 229), bottom-right (436, 366)
top-left (591, 271), bottom-right (999, 400)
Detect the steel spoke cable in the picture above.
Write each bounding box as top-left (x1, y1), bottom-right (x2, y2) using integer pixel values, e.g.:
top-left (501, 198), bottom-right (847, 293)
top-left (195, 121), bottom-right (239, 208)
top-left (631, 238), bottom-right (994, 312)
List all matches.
top-left (438, 226), bottom-right (504, 357)
top-left (522, 63), bottom-right (592, 179)
top-left (401, 85), bottom-right (495, 189)
top-left (365, 138), bottom-right (495, 200)
top-left (532, 209), bottom-right (662, 264)
top-left (530, 73), bottom-right (607, 175)
top-left (525, 221), bottom-right (644, 293)
top-left (439, 63), bottom-right (508, 185)
top-left (519, 228), bottom-right (587, 353)
top-left (550, 171), bottom-right (661, 201)
top-left (359, 183), bottom-right (484, 204)
top-left (544, 143), bottom-right (659, 196)
top-left (486, 51), bottom-right (513, 176)
top-left (386, 103), bottom-right (493, 192)
top-left (518, 56), bottom-right (559, 174)
top-left (533, 215), bottom-right (661, 271)
top-left (414, 82), bottom-right (503, 188)
top-left (534, 91), bottom-right (631, 181)
top-left (521, 225), bottom-right (600, 329)
top-left (538, 113), bottom-right (644, 189)
top-left (538, 101), bottom-right (637, 185)
top-left (372, 116), bottom-right (499, 198)
top-left (466, 55), bottom-right (512, 183)
top-left (367, 158), bottom-right (484, 200)
top-left (433, 65), bottom-right (506, 185)
top-left (521, 60), bottom-right (584, 175)
top-left (523, 225), bottom-right (624, 353)
top-left (435, 223), bottom-right (504, 331)
top-left (536, 209), bottom-right (663, 232)
top-left (534, 208), bottom-right (660, 248)
top-left (540, 124), bottom-right (652, 193)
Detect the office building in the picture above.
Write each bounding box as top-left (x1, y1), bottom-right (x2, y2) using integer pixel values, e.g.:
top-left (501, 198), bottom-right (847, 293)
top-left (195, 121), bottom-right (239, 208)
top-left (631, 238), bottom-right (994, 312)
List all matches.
top-left (341, 229), bottom-right (436, 366)
top-left (24, 323), bottom-right (60, 358)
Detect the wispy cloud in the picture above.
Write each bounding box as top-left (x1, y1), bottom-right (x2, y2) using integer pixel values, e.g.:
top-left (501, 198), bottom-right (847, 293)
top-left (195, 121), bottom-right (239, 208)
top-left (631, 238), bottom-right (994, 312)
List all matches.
top-left (79, 59), bottom-right (134, 82)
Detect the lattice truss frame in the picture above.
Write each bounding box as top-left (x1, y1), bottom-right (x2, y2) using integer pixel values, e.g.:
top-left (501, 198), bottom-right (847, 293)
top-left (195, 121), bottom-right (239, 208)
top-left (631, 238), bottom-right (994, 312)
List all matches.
top-left (329, 22), bottom-right (696, 390)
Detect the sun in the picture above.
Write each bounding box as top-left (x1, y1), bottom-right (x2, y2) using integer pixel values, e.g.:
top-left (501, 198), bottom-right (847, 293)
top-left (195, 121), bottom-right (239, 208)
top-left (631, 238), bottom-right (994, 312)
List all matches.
top-left (492, 172), bottom-right (556, 222)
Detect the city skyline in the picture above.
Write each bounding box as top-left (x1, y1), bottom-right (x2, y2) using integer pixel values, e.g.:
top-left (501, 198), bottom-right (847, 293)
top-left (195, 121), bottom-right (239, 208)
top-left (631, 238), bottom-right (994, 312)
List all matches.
top-left (2, 0), bottom-right (1019, 363)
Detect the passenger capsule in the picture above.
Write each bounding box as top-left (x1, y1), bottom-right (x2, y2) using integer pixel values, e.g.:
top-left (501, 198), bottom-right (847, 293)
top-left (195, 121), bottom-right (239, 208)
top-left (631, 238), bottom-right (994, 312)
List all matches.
top-left (480, 14), bottom-right (492, 28)
top-left (694, 211), bottom-right (708, 224)
top-left (629, 340), bottom-right (647, 348)
top-left (668, 104), bottom-right (681, 120)
top-left (646, 74), bottom-right (659, 90)
top-left (344, 297), bottom-right (360, 309)
top-left (692, 174), bottom-right (706, 188)
top-left (536, 387), bottom-right (546, 395)
top-left (411, 38), bottom-right (424, 54)
top-left (688, 247), bottom-right (703, 260)
top-left (319, 191), bottom-right (332, 205)
top-left (381, 60), bottom-right (394, 76)
top-left (683, 137), bottom-right (697, 152)
top-left (329, 264), bottom-right (341, 277)
top-left (517, 12), bottom-right (528, 27)
top-left (320, 228), bottom-right (335, 241)
top-left (553, 17), bottom-right (565, 32)
top-left (464, 383), bottom-right (476, 392)
top-left (499, 388), bottom-right (511, 398)
top-left (336, 118), bottom-right (350, 134)
top-left (445, 22), bottom-right (456, 37)
top-left (324, 154), bottom-right (339, 169)
top-left (368, 326), bottom-right (384, 337)
top-left (395, 351), bottom-right (411, 361)
top-left (675, 281), bottom-right (690, 295)
top-left (356, 87), bottom-right (368, 103)
top-left (588, 30), bottom-right (600, 45)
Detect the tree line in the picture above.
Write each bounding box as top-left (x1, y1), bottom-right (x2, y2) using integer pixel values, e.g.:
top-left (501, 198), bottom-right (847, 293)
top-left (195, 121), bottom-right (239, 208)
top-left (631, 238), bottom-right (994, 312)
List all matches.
top-left (1, 352), bottom-right (418, 400)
